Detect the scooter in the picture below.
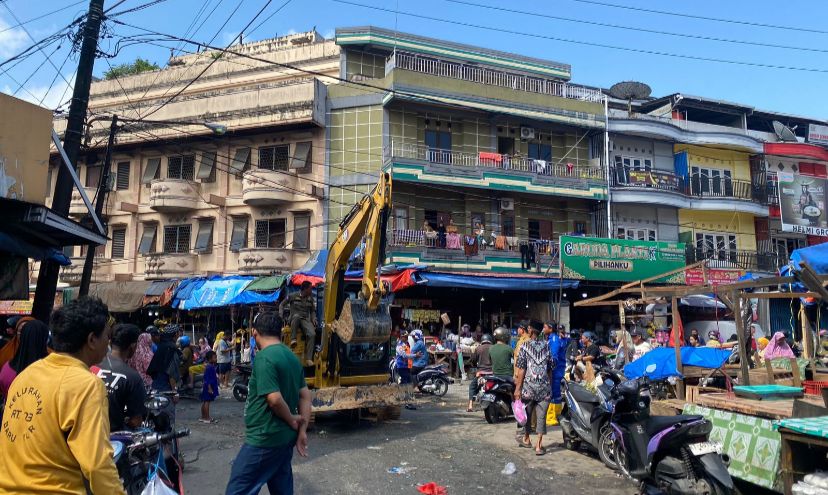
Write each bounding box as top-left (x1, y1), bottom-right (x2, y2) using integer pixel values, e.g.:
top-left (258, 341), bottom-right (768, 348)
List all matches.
top-left (414, 363), bottom-right (452, 397)
top-left (232, 363), bottom-right (253, 402)
top-left (111, 428), bottom-right (190, 495)
top-left (608, 375), bottom-right (734, 494)
top-left (559, 369), bottom-right (618, 469)
top-left (478, 375), bottom-right (515, 424)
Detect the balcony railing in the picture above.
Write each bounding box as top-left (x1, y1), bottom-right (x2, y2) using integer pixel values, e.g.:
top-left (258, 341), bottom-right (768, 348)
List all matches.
top-left (611, 167), bottom-right (768, 204)
top-left (387, 141), bottom-right (605, 181)
top-left (388, 51), bottom-right (603, 103)
top-left (685, 247), bottom-right (783, 273)
top-left (387, 229), bottom-right (560, 263)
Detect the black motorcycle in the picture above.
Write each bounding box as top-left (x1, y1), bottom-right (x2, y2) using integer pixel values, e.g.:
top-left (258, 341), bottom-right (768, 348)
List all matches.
top-left (608, 376), bottom-right (734, 494)
top-left (559, 369), bottom-right (617, 469)
top-left (478, 375), bottom-right (515, 424)
top-left (414, 363), bottom-right (452, 397)
top-left (232, 363), bottom-right (253, 402)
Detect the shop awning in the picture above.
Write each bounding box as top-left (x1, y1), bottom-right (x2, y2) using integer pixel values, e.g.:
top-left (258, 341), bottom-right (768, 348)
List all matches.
top-left (178, 276), bottom-right (254, 310)
top-left (142, 280), bottom-right (178, 307)
top-left (244, 274), bottom-right (287, 292)
top-left (230, 289), bottom-right (281, 305)
top-left (89, 280), bottom-right (153, 313)
top-left (171, 278), bottom-right (206, 309)
top-left (411, 271), bottom-right (579, 291)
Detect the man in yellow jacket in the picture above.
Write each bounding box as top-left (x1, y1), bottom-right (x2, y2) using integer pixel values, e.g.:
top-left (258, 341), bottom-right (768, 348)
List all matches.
top-left (0, 297), bottom-right (125, 495)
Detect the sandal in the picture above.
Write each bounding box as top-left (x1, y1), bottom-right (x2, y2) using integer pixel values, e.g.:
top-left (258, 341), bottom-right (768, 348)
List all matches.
top-left (517, 439), bottom-right (532, 448)
top-left (535, 447), bottom-right (547, 456)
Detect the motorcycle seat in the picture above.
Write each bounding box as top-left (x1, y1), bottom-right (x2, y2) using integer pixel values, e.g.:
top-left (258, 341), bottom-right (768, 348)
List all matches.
top-left (487, 375), bottom-right (514, 384)
top-left (643, 414), bottom-right (704, 437)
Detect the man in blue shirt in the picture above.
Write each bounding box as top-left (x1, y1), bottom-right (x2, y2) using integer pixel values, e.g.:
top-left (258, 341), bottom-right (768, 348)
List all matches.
top-left (544, 322), bottom-right (569, 426)
top-left (409, 329), bottom-right (429, 379)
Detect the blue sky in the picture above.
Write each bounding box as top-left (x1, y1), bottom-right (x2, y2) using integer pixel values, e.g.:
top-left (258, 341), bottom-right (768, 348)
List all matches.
top-left (2, 0), bottom-right (827, 119)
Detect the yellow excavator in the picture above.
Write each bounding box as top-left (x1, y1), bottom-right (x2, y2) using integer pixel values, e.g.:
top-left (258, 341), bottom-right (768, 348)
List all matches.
top-left (285, 172), bottom-right (409, 415)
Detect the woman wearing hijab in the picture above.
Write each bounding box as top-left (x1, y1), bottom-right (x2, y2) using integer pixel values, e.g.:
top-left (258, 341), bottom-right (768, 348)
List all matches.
top-left (0, 320), bottom-right (50, 404)
top-left (762, 332), bottom-right (796, 360)
top-left (128, 332), bottom-right (155, 388)
top-left (0, 317), bottom-right (35, 370)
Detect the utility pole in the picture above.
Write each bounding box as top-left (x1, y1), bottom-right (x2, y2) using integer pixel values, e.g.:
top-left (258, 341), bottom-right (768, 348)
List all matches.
top-left (32, 0), bottom-right (105, 321)
top-left (79, 115), bottom-right (117, 297)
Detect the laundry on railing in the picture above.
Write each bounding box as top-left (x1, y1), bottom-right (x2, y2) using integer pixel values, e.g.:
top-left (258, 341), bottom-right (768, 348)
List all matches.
top-left (445, 232), bottom-right (462, 250)
top-left (533, 159), bottom-right (548, 174)
top-left (478, 152), bottom-right (503, 165)
top-left (393, 229), bottom-right (425, 247)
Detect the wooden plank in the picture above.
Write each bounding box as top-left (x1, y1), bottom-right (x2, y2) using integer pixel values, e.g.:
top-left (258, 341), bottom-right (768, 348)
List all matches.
top-left (802, 306), bottom-right (815, 360)
top-left (789, 358), bottom-right (802, 387)
top-left (694, 393), bottom-right (801, 420)
top-left (733, 293), bottom-right (751, 386)
top-left (575, 261), bottom-right (706, 307)
top-left (741, 292), bottom-right (819, 299)
top-left (764, 358), bottom-right (776, 384)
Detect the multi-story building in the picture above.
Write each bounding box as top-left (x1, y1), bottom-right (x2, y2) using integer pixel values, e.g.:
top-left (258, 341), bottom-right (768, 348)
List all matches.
top-left (49, 30), bottom-right (339, 286)
top-left (326, 27), bottom-right (607, 326)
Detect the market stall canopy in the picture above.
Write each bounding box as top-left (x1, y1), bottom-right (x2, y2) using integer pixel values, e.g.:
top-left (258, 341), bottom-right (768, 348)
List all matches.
top-left (623, 347), bottom-right (732, 380)
top-left (171, 277), bottom-right (206, 309)
top-left (177, 275), bottom-right (254, 310)
top-left (679, 294), bottom-right (726, 310)
top-left (141, 279), bottom-right (178, 307)
top-left (411, 271), bottom-right (579, 291)
top-left (230, 289), bottom-right (281, 305)
top-left (89, 280), bottom-right (153, 313)
top-left (290, 249), bottom-right (328, 286)
top-left (783, 242), bottom-right (828, 276)
top-left (244, 274), bottom-right (287, 292)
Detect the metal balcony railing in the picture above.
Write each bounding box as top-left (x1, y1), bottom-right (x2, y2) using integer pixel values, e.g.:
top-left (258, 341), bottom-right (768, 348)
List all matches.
top-left (685, 247), bottom-right (783, 273)
top-left (610, 167), bottom-right (769, 204)
top-left (386, 141), bottom-right (605, 181)
top-left (388, 51), bottom-right (603, 103)
top-left (387, 229), bottom-right (560, 263)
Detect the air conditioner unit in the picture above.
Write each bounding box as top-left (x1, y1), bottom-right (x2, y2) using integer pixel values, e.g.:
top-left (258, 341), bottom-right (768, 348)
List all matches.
top-left (500, 198), bottom-right (514, 211)
top-left (520, 127), bottom-right (535, 140)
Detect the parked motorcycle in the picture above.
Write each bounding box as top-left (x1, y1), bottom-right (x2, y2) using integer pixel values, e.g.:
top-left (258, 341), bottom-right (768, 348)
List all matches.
top-left (111, 428), bottom-right (190, 495)
top-left (414, 363), bottom-right (452, 397)
top-left (608, 374), bottom-right (734, 494)
top-left (478, 375), bottom-right (515, 424)
top-left (559, 369), bottom-right (618, 469)
top-left (232, 363), bottom-right (253, 402)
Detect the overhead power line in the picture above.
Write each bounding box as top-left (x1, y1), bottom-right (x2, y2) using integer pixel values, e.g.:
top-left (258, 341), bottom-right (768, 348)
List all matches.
top-left (0, 0), bottom-right (85, 35)
top-left (448, 0), bottom-right (828, 54)
top-left (334, 0), bottom-right (828, 74)
top-left (571, 0), bottom-right (828, 36)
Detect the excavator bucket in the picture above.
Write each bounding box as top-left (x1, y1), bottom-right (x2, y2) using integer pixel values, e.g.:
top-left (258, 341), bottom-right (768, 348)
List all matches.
top-left (331, 298), bottom-right (392, 344)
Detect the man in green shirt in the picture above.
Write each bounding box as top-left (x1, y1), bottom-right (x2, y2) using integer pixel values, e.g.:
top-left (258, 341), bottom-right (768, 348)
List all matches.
top-left (490, 326), bottom-right (514, 377)
top-left (225, 312), bottom-right (311, 495)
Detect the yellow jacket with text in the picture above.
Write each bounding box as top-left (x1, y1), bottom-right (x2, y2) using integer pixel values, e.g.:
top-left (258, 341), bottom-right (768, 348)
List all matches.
top-left (0, 353), bottom-right (125, 494)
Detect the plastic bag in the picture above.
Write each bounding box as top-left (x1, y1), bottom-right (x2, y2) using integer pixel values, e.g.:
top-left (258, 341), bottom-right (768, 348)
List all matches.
top-left (512, 399), bottom-right (527, 426)
top-left (141, 475), bottom-right (178, 495)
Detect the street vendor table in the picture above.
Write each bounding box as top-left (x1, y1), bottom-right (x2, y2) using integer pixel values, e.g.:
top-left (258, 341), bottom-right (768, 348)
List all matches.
top-left (775, 416), bottom-right (828, 495)
top-left (694, 393), bottom-right (826, 420)
top-left (428, 349), bottom-right (451, 366)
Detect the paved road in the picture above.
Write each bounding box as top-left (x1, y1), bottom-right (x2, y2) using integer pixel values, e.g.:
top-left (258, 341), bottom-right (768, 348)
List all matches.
top-left (177, 382), bottom-right (635, 494)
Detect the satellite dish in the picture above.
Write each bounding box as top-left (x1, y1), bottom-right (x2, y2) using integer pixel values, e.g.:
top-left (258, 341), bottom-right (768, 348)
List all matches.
top-left (772, 121), bottom-right (799, 143)
top-left (608, 81), bottom-right (652, 113)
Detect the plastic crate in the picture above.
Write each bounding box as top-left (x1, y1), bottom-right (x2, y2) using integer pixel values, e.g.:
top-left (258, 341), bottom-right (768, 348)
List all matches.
top-left (803, 380), bottom-right (828, 396)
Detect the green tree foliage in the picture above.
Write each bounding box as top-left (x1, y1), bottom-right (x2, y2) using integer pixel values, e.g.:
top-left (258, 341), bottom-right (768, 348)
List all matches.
top-left (103, 58), bottom-right (160, 80)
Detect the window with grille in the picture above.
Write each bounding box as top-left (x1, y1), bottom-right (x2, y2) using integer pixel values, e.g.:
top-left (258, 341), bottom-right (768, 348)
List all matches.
top-left (116, 161), bottom-right (130, 190)
top-left (197, 151), bottom-right (216, 182)
top-left (85, 164), bottom-right (103, 187)
top-left (258, 145), bottom-right (289, 171)
top-left (167, 154), bottom-right (195, 180)
top-left (111, 227), bottom-right (127, 259)
top-left (230, 147), bottom-right (251, 176)
top-left (616, 226), bottom-right (656, 241)
top-left (229, 217), bottom-right (248, 252)
top-left (163, 224), bottom-right (191, 254)
top-left (138, 224), bottom-right (157, 254)
top-left (293, 213), bottom-right (310, 250)
top-left (194, 219), bottom-right (214, 254)
top-left (255, 219), bottom-right (286, 248)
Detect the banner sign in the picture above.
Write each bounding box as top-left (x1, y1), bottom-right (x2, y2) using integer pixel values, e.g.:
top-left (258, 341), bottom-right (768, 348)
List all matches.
top-left (777, 171), bottom-right (828, 236)
top-left (685, 268), bottom-right (743, 286)
top-left (808, 123), bottom-right (828, 146)
top-left (626, 169), bottom-right (679, 189)
top-left (560, 236), bottom-right (686, 283)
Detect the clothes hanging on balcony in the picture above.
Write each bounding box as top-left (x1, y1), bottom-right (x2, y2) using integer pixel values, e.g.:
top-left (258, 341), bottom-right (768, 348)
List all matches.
top-left (494, 235), bottom-right (508, 250)
top-left (446, 232), bottom-right (462, 250)
top-left (464, 236), bottom-right (479, 256)
top-left (533, 159), bottom-right (548, 174)
top-left (478, 152), bottom-right (502, 166)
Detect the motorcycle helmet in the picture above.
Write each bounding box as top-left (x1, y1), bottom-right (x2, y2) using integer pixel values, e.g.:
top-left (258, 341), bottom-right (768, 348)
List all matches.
top-left (179, 335), bottom-right (191, 347)
top-left (411, 329), bottom-right (424, 341)
top-left (480, 333), bottom-right (494, 345)
top-left (493, 326), bottom-right (510, 343)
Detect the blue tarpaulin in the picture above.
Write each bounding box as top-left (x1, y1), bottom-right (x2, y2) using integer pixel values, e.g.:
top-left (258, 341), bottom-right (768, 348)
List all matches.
top-left (178, 276), bottom-right (253, 310)
top-left (171, 278), bottom-right (205, 309)
top-left (784, 242), bottom-right (828, 276)
top-left (623, 347), bottom-right (732, 380)
top-left (295, 249), bottom-right (328, 278)
top-left (229, 289), bottom-right (281, 305)
top-left (412, 272), bottom-right (579, 291)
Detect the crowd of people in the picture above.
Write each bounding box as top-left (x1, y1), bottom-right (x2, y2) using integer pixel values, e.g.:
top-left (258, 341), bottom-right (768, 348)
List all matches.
top-left (0, 297), bottom-right (311, 494)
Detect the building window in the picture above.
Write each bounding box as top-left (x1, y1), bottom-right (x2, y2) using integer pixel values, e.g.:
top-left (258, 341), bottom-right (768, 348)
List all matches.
top-left (528, 143), bottom-right (552, 161)
top-left (138, 224), bottom-right (157, 254)
top-left (80, 243), bottom-right (106, 258)
top-left (163, 224), bottom-right (191, 254)
top-left (502, 215), bottom-right (515, 237)
top-left (293, 213), bottom-right (310, 250)
top-left (424, 130), bottom-right (451, 163)
top-left (393, 207), bottom-right (408, 230)
top-left (111, 227), bottom-right (126, 259)
top-left (255, 219), bottom-right (286, 248)
top-left (197, 151), bottom-right (216, 182)
top-left (290, 142), bottom-right (312, 172)
top-left (528, 220), bottom-right (540, 240)
top-left (85, 163), bottom-right (103, 187)
top-left (167, 154), bottom-right (195, 180)
top-left (115, 161), bottom-right (130, 190)
top-left (574, 221), bottom-right (586, 235)
top-left (617, 226), bottom-right (656, 242)
top-left (142, 157), bottom-right (161, 184)
top-left (194, 219), bottom-right (214, 254)
top-left (230, 147), bottom-right (251, 176)
top-left (695, 232), bottom-right (737, 263)
top-left (229, 217), bottom-right (248, 252)
top-left (691, 166), bottom-right (733, 196)
top-left (259, 145), bottom-right (290, 171)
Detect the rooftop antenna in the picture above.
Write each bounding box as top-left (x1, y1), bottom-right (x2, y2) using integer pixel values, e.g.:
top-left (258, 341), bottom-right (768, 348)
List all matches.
top-left (772, 121), bottom-right (799, 142)
top-left (608, 81), bottom-right (652, 114)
